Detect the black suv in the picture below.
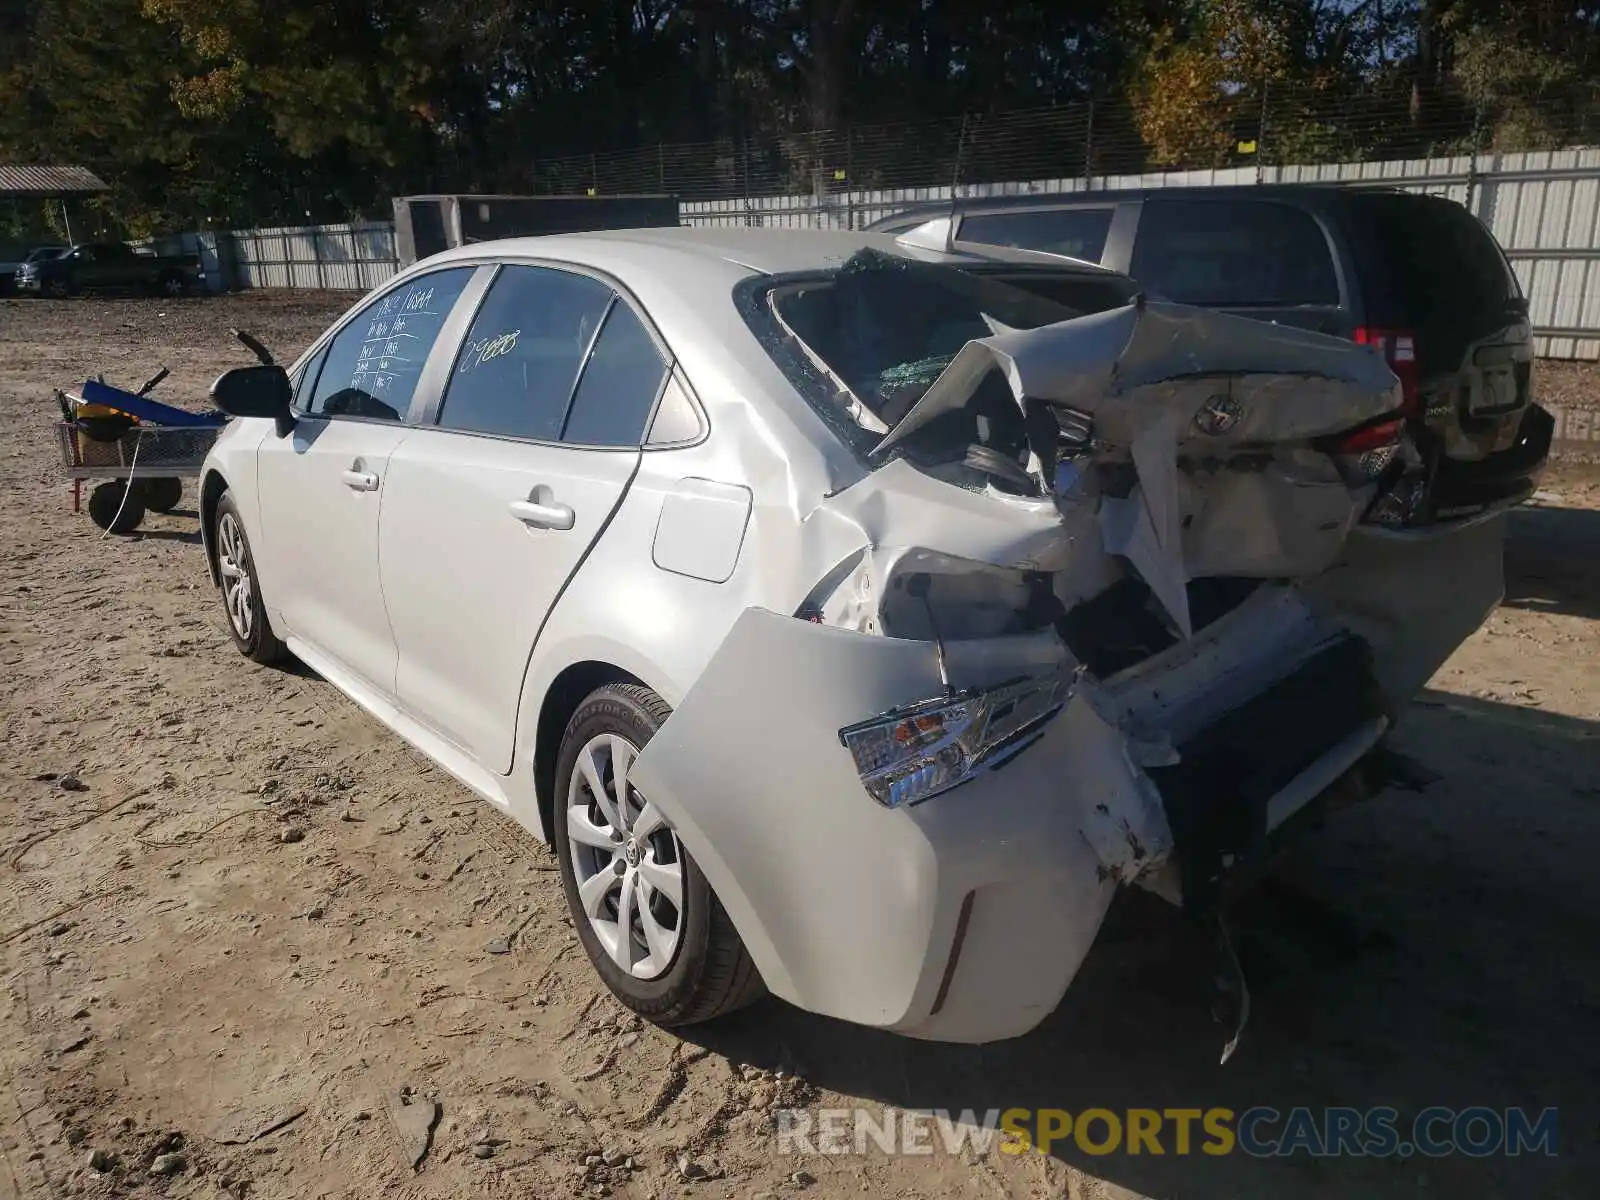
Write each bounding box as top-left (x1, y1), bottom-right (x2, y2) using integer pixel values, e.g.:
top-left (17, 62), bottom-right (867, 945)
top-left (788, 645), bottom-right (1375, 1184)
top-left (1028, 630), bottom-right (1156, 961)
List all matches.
top-left (869, 186), bottom-right (1551, 520)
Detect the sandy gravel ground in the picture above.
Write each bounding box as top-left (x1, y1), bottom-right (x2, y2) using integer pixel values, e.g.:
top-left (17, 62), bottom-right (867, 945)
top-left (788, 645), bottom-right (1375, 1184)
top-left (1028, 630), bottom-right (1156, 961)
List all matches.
top-left (1, 294), bottom-right (1596, 1200)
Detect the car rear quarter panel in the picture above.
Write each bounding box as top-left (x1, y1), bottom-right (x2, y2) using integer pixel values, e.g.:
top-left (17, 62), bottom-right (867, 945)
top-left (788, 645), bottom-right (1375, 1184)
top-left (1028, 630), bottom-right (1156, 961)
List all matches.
top-left (506, 330), bottom-right (872, 838)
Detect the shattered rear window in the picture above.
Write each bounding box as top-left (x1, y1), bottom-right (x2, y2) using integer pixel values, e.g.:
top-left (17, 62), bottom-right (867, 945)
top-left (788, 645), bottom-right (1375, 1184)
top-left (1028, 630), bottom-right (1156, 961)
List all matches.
top-left (766, 249), bottom-right (1081, 429)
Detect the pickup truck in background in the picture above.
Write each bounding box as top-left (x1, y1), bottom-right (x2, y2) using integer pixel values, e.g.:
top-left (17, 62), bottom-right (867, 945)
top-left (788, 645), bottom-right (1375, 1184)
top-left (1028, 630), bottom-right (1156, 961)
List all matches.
top-left (14, 241), bottom-right (204, 297)
top-left (0, 244), bottom-right (66, 295)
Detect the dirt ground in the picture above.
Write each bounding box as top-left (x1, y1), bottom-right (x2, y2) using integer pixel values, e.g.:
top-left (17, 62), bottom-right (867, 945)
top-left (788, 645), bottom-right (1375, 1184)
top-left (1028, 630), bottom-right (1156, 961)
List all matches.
top-left (1, 293), bottom-right (1596, 1200)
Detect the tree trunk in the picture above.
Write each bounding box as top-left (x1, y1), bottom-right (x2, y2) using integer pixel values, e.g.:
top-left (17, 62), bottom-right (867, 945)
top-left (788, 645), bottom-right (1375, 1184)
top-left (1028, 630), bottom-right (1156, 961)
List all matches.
top-left (805, 0), bottom-right (856, 131)
top-left (691, 0), bottom-right (720, 139)
top-left (920, 0), bottom-right (952, 114)
top-left (1411, 0), bottom-right (1447, 127)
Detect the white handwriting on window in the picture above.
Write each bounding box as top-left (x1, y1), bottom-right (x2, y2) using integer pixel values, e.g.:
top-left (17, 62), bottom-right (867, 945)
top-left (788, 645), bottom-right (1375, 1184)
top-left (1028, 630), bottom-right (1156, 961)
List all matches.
top-left (458, 329), bottom-right (521, 374)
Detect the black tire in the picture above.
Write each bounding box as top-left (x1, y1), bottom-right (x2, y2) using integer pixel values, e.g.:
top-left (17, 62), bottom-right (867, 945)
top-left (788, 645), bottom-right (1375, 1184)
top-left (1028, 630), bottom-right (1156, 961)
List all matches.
top-left (212, 490), bottom-right (288, 664)
top-left (553, 683), bottom-right (764, 1026)
top-left (87, 481), bottom-right (145, 534)
top-left (43, 277), bottom-right (72, 299)
top-left (141, 477), bottom-right (183, 513)
top-left (155, 271), bottom-right (186, 298)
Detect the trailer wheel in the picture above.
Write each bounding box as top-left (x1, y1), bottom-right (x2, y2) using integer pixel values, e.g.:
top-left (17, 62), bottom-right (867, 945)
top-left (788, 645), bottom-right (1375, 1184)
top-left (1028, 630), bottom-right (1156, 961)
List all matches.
top-left (141, 477), bottom-right (183, 513)
top-left (87, 481), bottom-right (146, 534)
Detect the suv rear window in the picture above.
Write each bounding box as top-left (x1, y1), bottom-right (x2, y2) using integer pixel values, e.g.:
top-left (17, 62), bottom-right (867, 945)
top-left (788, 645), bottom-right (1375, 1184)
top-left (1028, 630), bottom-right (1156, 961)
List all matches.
top-left (1347, 194), bottom-right (1523, 358)
top-left (1131, 199), bottom-right (1340, 307)
top-left (958, 208), bottom-right (1114, 262)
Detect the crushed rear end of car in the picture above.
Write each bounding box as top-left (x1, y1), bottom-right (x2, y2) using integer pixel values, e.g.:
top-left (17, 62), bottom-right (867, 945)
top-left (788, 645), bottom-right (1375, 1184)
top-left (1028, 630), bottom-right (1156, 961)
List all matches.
top-left (630, 252), bottom-right (1507, 1045)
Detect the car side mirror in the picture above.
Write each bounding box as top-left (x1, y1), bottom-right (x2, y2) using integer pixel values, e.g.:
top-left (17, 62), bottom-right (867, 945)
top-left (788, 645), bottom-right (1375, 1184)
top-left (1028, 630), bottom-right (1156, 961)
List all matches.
top-left (211, 364), bottom-right (295, 437)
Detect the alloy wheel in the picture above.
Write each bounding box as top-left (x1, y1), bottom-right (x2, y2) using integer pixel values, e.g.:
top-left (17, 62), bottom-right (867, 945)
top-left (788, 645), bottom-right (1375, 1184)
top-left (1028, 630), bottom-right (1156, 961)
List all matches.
top-left (565, 733), bottom-right (685, 980)
top-left (216, 512), bottom-right (254, 639)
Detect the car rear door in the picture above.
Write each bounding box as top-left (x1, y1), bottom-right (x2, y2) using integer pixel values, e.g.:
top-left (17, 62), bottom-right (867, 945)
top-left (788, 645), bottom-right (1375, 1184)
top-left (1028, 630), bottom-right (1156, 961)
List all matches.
top-left (1128, 197), bottom-right (1352, 337)
top-left (253, 265), bottom-right (482, 694)
top-left (378, 262), bottom-right (670, 774)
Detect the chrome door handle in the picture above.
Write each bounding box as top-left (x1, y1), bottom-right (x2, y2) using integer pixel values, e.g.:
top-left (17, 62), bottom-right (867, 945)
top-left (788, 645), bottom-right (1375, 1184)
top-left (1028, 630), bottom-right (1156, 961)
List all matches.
top-left (509, 497), bottom-right (574, 530)
top-left (341, 469), bottom-right (379, 492)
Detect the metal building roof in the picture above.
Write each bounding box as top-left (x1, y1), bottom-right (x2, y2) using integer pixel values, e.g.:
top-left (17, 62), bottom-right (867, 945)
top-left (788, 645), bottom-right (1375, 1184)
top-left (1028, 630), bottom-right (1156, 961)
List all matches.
top-left (0, 164), bottom-right (109, 197)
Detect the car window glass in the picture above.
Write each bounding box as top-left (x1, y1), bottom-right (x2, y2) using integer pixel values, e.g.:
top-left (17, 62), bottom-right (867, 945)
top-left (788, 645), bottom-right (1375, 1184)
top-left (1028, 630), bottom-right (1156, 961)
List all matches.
top-left (562, 300), bottom-right (669, 447)
top-left (959, 208), bottom-right (1114, 262)
top-left (437, 265), bottom-right (614, 440)
top-left (306, 267), bottom-right (473, 421)
top-left (292, 345), bottom-right (329, 409)
top-left (1351, 194), bottom-right (1520, 350)
top-left (646, 374), bottom-right (703, 445)
top-left (1131, 201), bottom-right (1338, 307)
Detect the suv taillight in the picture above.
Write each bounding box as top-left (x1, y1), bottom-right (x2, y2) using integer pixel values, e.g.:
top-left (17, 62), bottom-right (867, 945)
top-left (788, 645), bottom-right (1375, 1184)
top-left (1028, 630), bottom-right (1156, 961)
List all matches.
top-left (1354, 327), bottom-right (1420, 415)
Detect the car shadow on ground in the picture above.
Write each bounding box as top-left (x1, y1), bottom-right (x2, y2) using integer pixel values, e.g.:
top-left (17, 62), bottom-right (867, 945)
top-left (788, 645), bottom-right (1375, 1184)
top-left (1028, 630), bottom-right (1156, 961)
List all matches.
top-left (1502, 503), bottom-right (1600, 621)
top-left (133, 528), bottom-right (202, 545)
top-left (269, 655), bottom-right (320, 680)
top-left (682, 691), bottom-right (1600, 1198)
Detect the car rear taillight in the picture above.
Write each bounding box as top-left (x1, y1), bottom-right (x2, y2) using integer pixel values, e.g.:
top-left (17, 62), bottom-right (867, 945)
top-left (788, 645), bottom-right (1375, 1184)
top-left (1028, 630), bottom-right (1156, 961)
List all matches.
top-left (1322, 414), bottom-right (1426, 526)
top-left (1333, 417), bottom-right (1403, 454)
top-left (1322, 416), bottom-right (1404, 482)
top-left (1354, 327), bottom-right (1420, 415)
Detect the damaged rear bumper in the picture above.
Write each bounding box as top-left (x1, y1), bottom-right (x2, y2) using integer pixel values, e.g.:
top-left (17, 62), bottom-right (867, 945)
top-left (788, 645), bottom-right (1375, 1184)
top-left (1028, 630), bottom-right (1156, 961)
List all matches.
top-left (627, 568), bottom-right (1469, 1044)
top-left (629, 610), bottom-right (1123, 1044)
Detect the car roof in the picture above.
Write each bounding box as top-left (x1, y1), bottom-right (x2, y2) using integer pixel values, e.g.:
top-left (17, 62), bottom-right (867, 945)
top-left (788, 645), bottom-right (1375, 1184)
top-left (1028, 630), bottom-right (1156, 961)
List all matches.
top-left (384, 226), bottom-right (1128, 480)
top-left (413, 224), bottom-right (1122, 283)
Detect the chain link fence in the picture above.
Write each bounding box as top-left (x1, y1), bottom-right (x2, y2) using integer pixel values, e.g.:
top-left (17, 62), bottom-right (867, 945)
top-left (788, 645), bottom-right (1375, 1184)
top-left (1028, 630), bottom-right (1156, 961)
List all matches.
top-left (517, 79), bottom-right (1600, 203)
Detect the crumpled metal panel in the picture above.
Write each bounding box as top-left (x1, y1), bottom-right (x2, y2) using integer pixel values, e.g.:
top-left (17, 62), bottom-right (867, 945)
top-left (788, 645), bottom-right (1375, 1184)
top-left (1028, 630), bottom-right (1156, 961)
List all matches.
top-left (878, 298), bottom-right (1403, 454)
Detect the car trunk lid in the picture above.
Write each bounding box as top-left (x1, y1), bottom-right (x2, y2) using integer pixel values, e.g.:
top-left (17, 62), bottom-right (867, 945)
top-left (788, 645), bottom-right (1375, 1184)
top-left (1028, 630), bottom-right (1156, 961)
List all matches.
top-left (869, 298), bottom-right (1404, 636)
top-left (876, 296), bottom-right (1401, 452)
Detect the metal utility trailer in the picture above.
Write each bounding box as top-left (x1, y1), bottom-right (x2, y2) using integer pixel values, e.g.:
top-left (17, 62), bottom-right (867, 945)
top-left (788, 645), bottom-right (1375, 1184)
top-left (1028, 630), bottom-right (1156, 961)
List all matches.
top-left (54, 370), bottom-right (225, 534)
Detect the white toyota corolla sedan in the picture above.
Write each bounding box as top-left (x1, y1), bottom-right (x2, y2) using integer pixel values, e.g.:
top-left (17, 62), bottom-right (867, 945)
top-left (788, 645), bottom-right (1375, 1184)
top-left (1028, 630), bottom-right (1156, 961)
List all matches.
top-left (200, 227), bottom-right (1509, 1044)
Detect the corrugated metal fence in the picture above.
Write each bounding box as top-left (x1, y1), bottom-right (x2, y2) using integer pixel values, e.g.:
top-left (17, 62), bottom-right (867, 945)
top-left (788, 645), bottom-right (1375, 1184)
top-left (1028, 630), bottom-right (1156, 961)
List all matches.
top-left (172, 149), bottom-right (1600, 361)
top-left (145, 223), bottom-right (399, 295)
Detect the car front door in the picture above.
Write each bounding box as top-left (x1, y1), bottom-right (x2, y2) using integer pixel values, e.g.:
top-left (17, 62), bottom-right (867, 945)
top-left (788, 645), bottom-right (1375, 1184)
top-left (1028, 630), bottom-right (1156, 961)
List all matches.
top-left (103, 244), bottom-right (142, 289)
top-left (379, 263), bottom-right (671, 773)
top-left (70, 245), bottom-right (105, 289)
top-left (253, 265), bottom-right (482, 695)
